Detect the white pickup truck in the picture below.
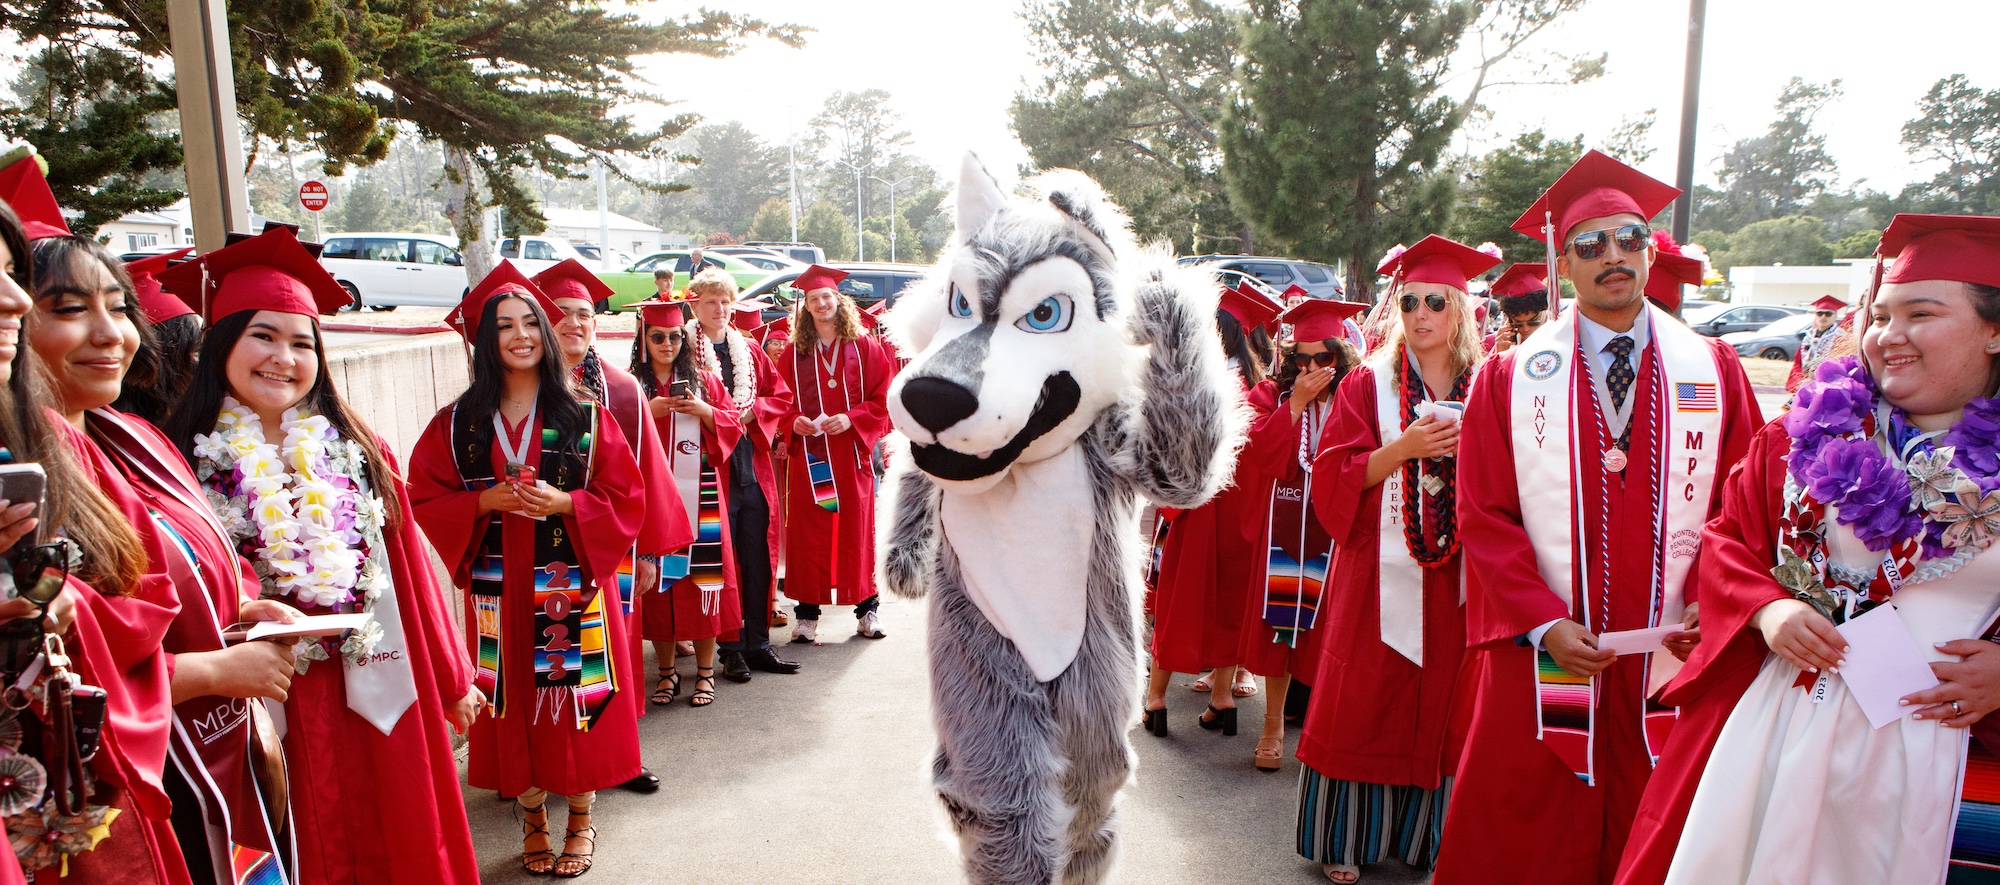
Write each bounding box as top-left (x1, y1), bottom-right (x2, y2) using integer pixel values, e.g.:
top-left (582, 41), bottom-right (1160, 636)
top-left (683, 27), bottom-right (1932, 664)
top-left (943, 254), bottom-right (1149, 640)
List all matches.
top-left (494, 235), bottom-right (591, 277)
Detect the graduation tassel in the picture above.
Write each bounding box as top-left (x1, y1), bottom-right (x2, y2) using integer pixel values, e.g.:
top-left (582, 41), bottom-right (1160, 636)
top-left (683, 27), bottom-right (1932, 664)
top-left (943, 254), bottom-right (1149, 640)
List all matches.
top-left (1543, 209), bottom-right (1562, 324)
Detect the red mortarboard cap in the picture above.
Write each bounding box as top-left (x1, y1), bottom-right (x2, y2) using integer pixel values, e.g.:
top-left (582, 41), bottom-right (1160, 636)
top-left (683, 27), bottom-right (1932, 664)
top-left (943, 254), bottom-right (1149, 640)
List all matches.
top-left (1281, 284), bottom-right (1309, 302)
top-left (758, 314), bottom-right (792, 342)
top-left (1221, 281), bottom-right (1284, 334)
top-left (731, 300), bottom-right (768, 331)
top-left (629, 299), bottom-right (687, 329)
top-left (1810, 295), bottom-right (1847, 312)
top-left (1510, 150), bottom-right (1681, 244)
top-left (795, 264), bottom-right (848, 293)
top-left (1281, 299), bottom-right (1367, 343)
top-left (153, 226), bottom-right (350, 321)
top-left (532, 258), bottom-right (615, 305)
top-left (1488, 263), bottom-right (1548, 298)
top-left (1645, 251), bottom-right (1705, 312)
top-left (857, 308), bottom-right (880, 331)
top-left (0, 152), bottom-right (69, 239)
top-left (1376, 235), bottom-right (1502, 292)
top-left (449, 261), bottom-right (562, 342)
top-left (125, 248), bottom-right (196, 322)
top-left (1878, 214), bottom-right (2000, 290)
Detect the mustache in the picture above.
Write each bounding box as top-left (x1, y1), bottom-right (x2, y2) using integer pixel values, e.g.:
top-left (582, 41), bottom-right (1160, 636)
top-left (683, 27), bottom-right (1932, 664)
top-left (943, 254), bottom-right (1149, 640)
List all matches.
top-left (1595, 266), bottom-right (1637, 285)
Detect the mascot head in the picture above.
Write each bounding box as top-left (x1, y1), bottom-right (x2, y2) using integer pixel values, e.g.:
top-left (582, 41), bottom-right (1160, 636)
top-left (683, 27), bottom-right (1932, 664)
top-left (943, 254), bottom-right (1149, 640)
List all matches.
top-left (886, 154), bottom-right (1143, 494)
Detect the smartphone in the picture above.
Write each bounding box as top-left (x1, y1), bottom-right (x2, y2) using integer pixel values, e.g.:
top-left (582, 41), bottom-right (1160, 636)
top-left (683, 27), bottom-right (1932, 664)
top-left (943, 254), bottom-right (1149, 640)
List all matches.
top-left (669, 378), bottom-right (692, 399)
top-left (0, 463), bottom-right (47, 559)
top-left (69, 684), bottom-right (106, 762)
top-left (504, 462), bottom-right (538, 486)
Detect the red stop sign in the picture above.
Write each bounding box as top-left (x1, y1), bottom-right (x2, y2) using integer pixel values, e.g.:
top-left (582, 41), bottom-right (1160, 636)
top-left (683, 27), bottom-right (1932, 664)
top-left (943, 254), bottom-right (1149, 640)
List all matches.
top-left (299, 181), bottom-right (329, 212)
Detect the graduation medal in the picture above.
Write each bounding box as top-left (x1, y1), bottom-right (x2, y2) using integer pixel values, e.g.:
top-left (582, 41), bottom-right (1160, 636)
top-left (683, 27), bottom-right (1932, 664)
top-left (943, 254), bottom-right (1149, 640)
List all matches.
top-left (1602, 447), bottom-right (1628, 473)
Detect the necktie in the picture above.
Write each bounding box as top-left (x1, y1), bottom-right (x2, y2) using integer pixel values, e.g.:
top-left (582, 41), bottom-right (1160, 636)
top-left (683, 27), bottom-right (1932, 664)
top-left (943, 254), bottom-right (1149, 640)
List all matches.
top-left (1606, 335), bottom-right (1636, 411)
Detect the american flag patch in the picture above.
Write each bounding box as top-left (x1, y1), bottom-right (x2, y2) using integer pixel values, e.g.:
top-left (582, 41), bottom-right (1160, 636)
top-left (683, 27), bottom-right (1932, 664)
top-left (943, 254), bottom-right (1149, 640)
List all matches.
top-left (1676, 382), bottom-right (1718, 412)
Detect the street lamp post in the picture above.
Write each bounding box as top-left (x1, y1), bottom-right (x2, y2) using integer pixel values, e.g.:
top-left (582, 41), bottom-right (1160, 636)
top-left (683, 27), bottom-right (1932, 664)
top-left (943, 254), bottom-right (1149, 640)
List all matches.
top-left (869, 174), bottom-right (914, 263)
top-left (833, 158), bottom-right (878, 261)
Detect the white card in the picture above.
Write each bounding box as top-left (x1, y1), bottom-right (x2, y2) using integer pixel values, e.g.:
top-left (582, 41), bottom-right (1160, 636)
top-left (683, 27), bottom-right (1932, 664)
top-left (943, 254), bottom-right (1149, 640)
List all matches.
top-left (1415, 401), bottom-right (1466, 425)
top-left (1598, 624), bottom-right (1682, 656)
top-left (1835, 603), bottom-right (1942, 730)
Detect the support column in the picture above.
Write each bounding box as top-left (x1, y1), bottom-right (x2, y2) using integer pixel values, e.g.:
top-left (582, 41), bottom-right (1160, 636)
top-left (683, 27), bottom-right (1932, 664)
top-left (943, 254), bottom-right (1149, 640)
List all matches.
top-left (167, 0), bottom-right (249, 261)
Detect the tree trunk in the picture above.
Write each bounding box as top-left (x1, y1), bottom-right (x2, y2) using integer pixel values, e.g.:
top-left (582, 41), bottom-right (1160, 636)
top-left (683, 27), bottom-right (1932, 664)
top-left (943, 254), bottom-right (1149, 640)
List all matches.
top-left (443, 145), bottom-right (495, 284)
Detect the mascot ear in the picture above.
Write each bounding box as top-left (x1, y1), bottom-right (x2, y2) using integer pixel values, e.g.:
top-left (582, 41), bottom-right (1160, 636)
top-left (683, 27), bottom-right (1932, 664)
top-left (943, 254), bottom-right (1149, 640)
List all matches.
top-left (1043, 178), bottom-right (1116, 259)
top-left (956, 152), bottom-right (1006, 237)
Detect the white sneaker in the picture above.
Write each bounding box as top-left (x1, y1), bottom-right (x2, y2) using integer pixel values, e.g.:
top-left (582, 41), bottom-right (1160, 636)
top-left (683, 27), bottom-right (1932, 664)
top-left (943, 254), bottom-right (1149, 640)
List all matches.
top-left (791, 619), bottom-right (818, 645)
top-left (857, 611), bottom-right (887, 639)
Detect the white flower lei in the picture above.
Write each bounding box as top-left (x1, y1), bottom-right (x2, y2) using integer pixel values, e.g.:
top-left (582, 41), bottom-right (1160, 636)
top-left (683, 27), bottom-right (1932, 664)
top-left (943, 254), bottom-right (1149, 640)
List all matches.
top-left (193, 397), bottom-right (392, 669)
top-left (695, 324), bottom-right (758, 419)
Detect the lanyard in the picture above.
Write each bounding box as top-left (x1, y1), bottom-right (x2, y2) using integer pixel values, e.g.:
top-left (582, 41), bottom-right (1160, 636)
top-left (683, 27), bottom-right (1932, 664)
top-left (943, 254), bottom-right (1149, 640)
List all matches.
top-left (494, 405), bottom-right (538, 467)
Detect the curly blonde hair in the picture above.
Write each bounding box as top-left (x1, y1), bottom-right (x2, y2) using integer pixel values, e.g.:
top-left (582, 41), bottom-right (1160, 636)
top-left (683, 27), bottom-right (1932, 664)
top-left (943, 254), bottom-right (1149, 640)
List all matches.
top-left (685, 267), bottom-right (738, 302)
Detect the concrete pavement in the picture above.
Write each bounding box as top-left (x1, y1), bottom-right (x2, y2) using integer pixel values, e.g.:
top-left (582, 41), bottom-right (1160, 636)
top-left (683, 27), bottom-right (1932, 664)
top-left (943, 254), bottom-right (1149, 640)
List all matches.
top-left (457, 595), bottom-right (1432, 884)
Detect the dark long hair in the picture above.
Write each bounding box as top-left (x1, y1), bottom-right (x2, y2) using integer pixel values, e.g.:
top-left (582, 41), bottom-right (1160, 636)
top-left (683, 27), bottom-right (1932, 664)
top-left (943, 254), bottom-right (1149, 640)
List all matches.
top-left (457, 291), bottom-right (589, 452)
top-left (0, 205), bottom-right (144, 594)
top-left (30, 236), bottom-right (160, 394)
top-left (161, 310), bottom-right (403, 527)
top-left (1215, 308), bottom-right (1270, 388)
top-left (1276, 337), bottom-right (1361, 394)
top-left (113, 314), bottom-right (200, 422)
top-left (627, 319), bottom-right (702, 401)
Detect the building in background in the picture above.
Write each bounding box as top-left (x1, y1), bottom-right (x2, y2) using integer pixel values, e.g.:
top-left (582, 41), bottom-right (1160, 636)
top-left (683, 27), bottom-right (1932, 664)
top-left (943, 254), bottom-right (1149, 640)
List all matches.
top-left (1723, 259), bottom-right (1876, 307)
top-left (540, 207), bottom-right (663, 260)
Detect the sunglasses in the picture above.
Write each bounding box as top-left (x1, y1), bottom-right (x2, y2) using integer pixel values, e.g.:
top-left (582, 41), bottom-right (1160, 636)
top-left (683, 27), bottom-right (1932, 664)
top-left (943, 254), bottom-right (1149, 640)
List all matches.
top-left (1399, 292), bottom-right (1450, 313)
top-left (1566, 223), bottom-right (1652, 260)
top-left (1814, 310), bottom-right (1835, 317)
top-left (1290, 351), bottom-right (1343, 368)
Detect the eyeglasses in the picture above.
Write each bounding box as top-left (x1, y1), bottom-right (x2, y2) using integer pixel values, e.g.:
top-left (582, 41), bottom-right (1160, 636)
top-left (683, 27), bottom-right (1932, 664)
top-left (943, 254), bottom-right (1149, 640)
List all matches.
top-left (559, 308), bottom-right (596, 323)
top-left (1290, 351), bottom-right (1342, 368)
top-left (1566, 223), bottom-right (1651, 260)
top-left (1814, 310), bottom-right (1835, 317)
top-left (1399, 292), bottom-right (1449, 313)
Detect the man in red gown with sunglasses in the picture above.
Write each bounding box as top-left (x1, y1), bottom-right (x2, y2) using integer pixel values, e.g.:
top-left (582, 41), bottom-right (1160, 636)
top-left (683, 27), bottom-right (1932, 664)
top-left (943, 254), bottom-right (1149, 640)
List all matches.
top-left (1431, 151), bottom-right (1761, 885)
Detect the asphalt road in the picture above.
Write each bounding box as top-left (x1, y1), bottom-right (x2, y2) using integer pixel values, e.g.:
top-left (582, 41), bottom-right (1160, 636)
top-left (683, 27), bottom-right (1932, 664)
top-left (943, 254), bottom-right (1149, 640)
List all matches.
top-left (457, 595), bottom-right (1432, 884)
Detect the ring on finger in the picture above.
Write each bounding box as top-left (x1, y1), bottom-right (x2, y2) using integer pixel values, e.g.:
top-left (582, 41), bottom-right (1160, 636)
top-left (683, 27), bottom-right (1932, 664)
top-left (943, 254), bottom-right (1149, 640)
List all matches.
top-left (1953, 700), bottom-right (1963, 715)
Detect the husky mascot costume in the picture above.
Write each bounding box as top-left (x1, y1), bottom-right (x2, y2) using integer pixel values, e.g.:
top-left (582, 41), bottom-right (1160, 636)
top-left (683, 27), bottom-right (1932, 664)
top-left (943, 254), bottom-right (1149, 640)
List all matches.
top-left (878, 154), bottom-right (1244, 884)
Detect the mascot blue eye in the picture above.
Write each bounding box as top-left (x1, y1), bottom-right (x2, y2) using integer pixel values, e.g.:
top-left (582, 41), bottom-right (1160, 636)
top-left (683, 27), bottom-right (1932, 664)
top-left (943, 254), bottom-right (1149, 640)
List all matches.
top-left (949, 286), bottom-right (974, 318)
top-left (1015, 295), bottom-right (1072, 333)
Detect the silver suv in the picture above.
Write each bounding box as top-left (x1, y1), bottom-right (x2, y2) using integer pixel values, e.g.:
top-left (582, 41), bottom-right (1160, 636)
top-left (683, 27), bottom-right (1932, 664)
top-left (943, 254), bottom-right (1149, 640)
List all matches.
top-left (1178, 255), bottom-right (1345, 300)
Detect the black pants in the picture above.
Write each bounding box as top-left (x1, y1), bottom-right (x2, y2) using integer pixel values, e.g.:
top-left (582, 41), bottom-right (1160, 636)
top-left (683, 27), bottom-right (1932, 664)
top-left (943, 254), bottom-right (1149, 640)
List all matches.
top-left (720, 456), bottom-right (774, 653)
top-left (794, 594), bottom-right (879, 622)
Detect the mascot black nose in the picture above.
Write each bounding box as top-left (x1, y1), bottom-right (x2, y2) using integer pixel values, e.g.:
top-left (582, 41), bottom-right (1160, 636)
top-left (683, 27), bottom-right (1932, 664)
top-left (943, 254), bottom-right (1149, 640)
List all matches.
top-left (901, 376), bottom-right (981, 434)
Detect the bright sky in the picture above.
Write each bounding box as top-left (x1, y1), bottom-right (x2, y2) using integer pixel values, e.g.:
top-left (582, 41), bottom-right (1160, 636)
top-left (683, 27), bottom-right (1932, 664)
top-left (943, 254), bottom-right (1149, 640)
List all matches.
top-left (633, 0), bottom-right (1994, 197)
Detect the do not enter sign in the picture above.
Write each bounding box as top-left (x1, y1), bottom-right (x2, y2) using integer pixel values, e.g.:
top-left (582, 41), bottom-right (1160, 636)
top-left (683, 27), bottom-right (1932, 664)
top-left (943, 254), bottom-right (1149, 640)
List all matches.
top-left (299, 181), bottom-right (330, 212)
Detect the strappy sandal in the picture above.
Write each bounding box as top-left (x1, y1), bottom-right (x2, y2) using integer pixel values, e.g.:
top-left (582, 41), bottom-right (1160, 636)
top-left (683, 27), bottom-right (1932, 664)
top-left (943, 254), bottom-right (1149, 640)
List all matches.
top-left (519, 802), bottom-right (554, 876)
top-left (555, 809), bottom-right (595, 878)
top-left (688, 666), bottom-right (717, 708)
top-left (1254, 736), bottom-right (1284, 772)
top-left (1232, 669), bottom-right (1260, 698)
top-left (650, 669), bottom-right (680, 706)
top-left (1190, 670), bottom-right (1214, 692)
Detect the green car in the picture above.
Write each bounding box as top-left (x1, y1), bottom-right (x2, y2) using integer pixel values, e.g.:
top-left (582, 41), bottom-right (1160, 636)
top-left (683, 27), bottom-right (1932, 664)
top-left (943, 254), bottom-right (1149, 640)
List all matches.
top-left (599, 250), bottom-right (777, 311)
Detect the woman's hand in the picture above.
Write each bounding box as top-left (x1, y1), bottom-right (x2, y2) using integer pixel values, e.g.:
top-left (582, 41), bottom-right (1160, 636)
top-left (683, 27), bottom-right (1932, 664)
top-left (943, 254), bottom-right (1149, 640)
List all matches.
top-left (648, 396), bottom-right (675, 420)
top-left (1288, 367), bottom-right (1338, 417)
top-left (1663, 601), bottom-right (1701, 662)
top-left (820, 413), bottom-right (853, 436)
top-left (239, 598), bottom-right (303, 624)
top-left (445, 685), bottom-right (484, 735)
top-left (0, 499), bottom-right (39, 554)
top-left (1393, 414), bottom-right (1460, 460)
top-left (478, 483), bottom-right (525, 517)
top-left (1753, 598), bottom-right (1847, 673)
top-left (1903, 639), bottom-right (2000, 727)
top-left (791, 415), bottom-right (820, 436)
top-left (0, 583), bottom-right (77, 635)
top-left (667, 395), bottom-right (714, 421)
top-left (173, 641), bottom-right (297, 703)
top-left (513, 482), bottom-right (574, 518)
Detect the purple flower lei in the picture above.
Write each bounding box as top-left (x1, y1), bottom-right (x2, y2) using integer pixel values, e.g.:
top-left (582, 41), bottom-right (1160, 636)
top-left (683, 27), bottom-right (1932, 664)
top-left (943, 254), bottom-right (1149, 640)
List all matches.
top-left (1785, 355), bottom-right (2000, 555)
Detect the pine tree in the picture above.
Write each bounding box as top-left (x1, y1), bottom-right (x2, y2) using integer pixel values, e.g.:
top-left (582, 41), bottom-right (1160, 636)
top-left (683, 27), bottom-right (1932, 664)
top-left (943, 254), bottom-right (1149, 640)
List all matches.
top-left (0, 48), bottom-right (183, 235)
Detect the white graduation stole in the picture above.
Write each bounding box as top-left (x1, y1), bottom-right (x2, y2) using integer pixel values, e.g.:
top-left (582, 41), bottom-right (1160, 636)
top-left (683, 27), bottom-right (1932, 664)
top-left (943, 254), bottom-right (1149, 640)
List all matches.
top-left (1509, 304), bottom-right (1724, 781)
top-left (1372, 352), bottom-right (1426, 665)
top-left (659, 410), bottom-right (702, 586)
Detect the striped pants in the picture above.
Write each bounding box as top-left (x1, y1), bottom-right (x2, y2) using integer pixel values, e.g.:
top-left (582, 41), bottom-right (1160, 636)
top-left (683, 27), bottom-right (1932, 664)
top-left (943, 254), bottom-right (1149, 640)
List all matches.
top-left (1295, 765), bottom-right (1453, 868)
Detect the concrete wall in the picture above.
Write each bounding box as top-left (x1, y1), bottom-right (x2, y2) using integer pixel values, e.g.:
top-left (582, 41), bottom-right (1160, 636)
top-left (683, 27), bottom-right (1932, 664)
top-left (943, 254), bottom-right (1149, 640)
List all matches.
top-left (321, 330), bottom-right (469, 465)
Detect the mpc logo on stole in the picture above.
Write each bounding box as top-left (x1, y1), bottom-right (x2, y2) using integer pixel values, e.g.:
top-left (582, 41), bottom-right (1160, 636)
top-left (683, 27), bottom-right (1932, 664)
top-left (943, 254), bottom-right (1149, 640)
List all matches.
top-left (1525, 350), bottom-right (1563, 381)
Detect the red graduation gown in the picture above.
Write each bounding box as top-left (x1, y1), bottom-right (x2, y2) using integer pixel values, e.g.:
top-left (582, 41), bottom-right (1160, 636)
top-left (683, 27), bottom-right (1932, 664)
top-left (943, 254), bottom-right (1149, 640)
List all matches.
top-left (1433, 338), bottom-right (1758, 885)
top-left (641, 370), bottom-right (745, 642)
top-left (593, 360), bottom-right (695, 715)
top-left (1148, 378), bottom-right (1264, 674)
top-left (1235, 380), bottom-right (1331, 678)
top-left (407, 407), bottom-right (646, 797)
top-left (1612, 419), bottom-right (1809, 885)
top-left (775, 336), bottom-right (896, 606)
top-left (736, 338), bottom-right (794, 579)
top-left (1294, 365), bottom-right (1471, 790)
top-left (54, 416), bottom-right (187, 885)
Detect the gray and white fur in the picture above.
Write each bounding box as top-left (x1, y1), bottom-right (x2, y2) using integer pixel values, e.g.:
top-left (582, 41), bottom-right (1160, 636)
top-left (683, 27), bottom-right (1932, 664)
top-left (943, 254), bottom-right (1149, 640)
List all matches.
top-left (878, 154), bottom-right (1244, 884)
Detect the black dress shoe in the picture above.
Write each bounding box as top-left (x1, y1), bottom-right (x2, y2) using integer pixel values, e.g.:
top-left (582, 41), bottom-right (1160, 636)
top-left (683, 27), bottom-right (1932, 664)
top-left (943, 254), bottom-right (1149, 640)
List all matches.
top-left (744, 648), bottom-right (802, 675)
top-left (718, 650), bottom-right (753, 683)
top-left (620, 768), bottom-right (661, 794)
